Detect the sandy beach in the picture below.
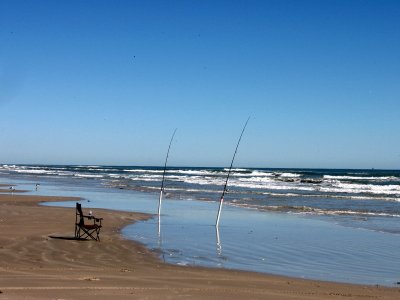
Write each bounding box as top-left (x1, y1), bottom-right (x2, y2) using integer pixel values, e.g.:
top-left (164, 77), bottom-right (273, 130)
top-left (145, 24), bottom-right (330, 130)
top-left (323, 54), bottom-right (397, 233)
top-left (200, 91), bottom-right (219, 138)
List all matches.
top-left (0, 189), bottom-right (399, 300)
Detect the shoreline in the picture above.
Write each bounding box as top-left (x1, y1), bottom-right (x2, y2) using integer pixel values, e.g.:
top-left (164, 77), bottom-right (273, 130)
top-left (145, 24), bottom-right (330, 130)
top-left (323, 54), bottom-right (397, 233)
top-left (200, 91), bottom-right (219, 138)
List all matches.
top-left (0, 191), bottom-right (399, 299)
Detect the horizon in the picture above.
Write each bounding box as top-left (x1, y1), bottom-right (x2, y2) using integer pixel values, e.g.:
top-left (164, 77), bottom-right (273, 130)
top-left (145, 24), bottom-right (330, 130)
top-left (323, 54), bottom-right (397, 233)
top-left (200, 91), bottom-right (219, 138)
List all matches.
top-left (1, 0), bottom-right (400, 169)
top-left (1, 162), bottom-right (399, 172)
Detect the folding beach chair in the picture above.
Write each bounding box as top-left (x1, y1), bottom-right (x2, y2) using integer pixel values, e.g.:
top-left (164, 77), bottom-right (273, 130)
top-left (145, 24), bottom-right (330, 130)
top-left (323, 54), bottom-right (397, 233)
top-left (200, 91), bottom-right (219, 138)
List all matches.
top-left (75, 203), bottom-right (103, 241)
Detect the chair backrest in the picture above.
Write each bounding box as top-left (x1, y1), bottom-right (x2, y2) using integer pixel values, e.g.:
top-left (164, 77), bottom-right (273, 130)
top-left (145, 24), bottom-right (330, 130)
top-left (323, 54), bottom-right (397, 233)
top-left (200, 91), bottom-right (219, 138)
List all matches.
top-left (76, 203), bottom-right (84, 226)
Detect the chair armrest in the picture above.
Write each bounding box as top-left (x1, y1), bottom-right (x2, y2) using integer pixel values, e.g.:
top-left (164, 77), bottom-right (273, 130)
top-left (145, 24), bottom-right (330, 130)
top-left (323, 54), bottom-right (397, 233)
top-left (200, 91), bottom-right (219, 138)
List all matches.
top-left (81, 214), bottom-right (92, 218)
top-left (82, 215), bottom-right (102, 221)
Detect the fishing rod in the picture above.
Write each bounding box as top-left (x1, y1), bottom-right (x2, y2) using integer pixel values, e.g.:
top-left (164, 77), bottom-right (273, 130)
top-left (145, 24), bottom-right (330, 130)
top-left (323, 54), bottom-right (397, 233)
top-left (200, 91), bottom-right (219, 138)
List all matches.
top-left (158, 128), bottom-right (177, 217)
top-left (216, 116), bottom-right (250, 227)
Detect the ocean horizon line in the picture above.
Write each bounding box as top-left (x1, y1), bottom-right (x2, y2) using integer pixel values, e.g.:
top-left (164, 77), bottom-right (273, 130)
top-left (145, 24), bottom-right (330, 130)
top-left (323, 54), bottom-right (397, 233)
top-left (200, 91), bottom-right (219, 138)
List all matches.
top-left (2, 163), bottom-right (399, 172)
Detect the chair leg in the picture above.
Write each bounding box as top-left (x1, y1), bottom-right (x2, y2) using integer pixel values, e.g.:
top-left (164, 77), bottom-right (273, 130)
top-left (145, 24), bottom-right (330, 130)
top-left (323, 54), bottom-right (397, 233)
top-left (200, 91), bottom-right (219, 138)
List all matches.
top-left (75, 223), bottom-right (101, 241)
top-left (77, 226), bottom-right (100, 241)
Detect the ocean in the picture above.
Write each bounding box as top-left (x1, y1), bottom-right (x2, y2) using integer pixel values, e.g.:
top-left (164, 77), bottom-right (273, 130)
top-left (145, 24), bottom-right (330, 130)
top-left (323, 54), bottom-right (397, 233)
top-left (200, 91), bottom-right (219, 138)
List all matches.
top-left (1, 164), bottom-right (400, 286)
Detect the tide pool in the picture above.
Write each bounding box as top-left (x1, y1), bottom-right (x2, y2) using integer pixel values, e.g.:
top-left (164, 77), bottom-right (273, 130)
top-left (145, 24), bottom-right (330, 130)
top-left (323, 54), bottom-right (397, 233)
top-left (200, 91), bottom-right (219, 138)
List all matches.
top-left (124, 199), bottom-right (400, 286)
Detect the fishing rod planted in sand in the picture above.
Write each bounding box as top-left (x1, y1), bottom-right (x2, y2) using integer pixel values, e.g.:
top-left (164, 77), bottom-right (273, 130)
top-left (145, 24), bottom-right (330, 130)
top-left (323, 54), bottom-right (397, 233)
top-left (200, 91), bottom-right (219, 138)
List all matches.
top-left (216, 117), bottom-right (250, 227)
top-left (158, 128), bottom-right (177, 217)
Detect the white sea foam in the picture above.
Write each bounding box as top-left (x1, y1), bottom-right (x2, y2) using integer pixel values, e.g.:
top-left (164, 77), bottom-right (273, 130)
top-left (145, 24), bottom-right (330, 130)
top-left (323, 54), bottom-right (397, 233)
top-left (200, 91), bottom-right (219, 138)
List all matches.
top-left (297, 208), bottom-right (400, 218)
top-left (107, 173), bottom-right (122, 178)
top-left (324, 175), bottom-right (399, 181)
top-left (224, 168), bottom-right (249, 172)
top-left (129, 174), bottom-right (163, 182)
top-left (13, 169), bottom-right (58, 175)
top-left (124, 169), bottom-right (164, 173)
top-left (175, 170), bottom-right (220, 176)
top-left (228, 179), bottom-right (316, 191)
top-left (228, 170), bottom-right (274, 177)
top-left (321, 182), bottom-right (400, 196)
top-left (131, 174), bottom-right (163, 179)
top-left (278, 172), bottom-right (301, 178)
top-left (87, 168), bottom-right (117, 172)
top-left (249, 170), bottom-right (274, 177)
top-left (238, 176), bottom-right (275, 183)
top-left (0, 165), bottom-right (17, 170)
top-left (74, 174), bottom-right (104, 178)
top-left (181, 176), bottom-right (226, 186)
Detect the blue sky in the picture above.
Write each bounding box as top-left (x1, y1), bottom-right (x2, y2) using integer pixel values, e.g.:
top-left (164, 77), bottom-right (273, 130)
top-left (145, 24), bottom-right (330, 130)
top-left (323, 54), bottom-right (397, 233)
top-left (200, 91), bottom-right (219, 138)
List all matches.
top-left (0, 0), bottom-right (399, 169)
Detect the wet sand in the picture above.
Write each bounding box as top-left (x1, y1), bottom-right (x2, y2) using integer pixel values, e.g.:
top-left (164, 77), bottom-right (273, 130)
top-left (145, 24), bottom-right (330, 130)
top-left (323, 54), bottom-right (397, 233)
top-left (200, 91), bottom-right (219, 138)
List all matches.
top-left (0, 190), bottom-right (399, 299)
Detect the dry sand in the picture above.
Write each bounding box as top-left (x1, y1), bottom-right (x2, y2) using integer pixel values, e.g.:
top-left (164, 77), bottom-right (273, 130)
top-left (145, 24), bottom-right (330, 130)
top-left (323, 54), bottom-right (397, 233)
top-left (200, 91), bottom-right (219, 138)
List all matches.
top-left (0, 188), bottom-right (399, 299)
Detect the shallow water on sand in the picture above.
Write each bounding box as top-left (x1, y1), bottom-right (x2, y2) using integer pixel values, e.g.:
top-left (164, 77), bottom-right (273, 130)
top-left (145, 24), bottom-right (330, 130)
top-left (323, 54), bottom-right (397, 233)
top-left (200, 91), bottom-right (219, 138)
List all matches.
top-left (124, 200), bottom-right (400, 286)
top-left (1, 176), bottom-right (400, 286)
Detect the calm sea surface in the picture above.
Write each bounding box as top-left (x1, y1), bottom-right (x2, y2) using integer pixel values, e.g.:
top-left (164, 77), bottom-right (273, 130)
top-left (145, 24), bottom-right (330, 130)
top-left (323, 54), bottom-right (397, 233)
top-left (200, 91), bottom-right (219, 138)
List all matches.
top-left (1, 164), bottom-right (399, 286)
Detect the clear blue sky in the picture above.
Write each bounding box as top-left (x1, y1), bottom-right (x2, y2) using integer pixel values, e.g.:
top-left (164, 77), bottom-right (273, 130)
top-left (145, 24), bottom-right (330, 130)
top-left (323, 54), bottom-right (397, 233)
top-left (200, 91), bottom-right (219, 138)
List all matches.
top-left (1, 0), bottom-right (399, 169)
